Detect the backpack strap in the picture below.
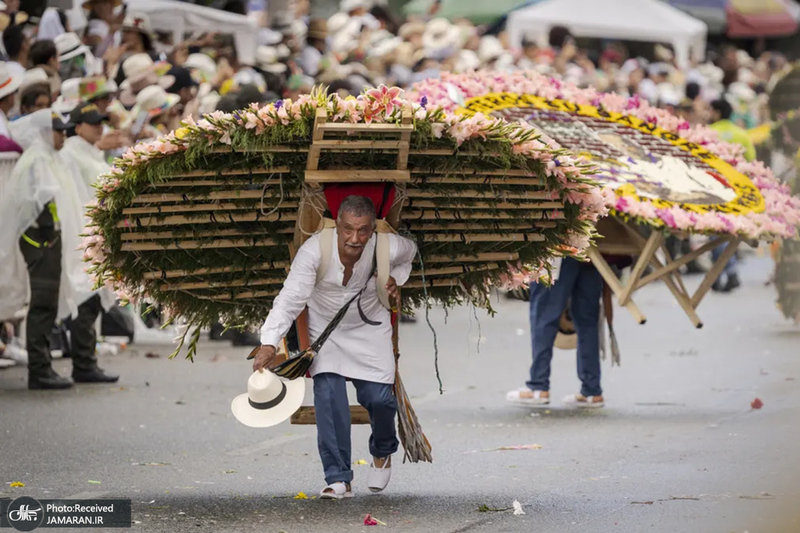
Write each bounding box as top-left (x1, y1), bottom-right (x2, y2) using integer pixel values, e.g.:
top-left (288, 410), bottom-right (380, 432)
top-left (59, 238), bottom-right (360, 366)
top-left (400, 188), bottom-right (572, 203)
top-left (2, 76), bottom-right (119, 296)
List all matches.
top-left (315, 218), bottom-right (337, 286)
top-left (375, 219), bottom-right (395, 310)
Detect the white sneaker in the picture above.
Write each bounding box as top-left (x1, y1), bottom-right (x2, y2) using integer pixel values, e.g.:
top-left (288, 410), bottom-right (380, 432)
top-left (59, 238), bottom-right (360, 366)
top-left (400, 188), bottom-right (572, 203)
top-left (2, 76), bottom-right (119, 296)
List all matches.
top-left (506, 388), bottom-right (550, 407)
top-left (0, 342), bottom-right (27, 365)
top-left (562, 393), bottom-right (604, 408)
top-left (367, 457), bottom-right (392, 493)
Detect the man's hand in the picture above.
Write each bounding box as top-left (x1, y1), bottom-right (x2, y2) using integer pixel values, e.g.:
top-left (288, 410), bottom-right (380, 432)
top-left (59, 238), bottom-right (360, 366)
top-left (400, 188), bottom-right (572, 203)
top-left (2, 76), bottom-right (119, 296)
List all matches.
top-left (249, 344), bottom-right (277, 373)
top-left (384, 276), bottom-right (401, 311)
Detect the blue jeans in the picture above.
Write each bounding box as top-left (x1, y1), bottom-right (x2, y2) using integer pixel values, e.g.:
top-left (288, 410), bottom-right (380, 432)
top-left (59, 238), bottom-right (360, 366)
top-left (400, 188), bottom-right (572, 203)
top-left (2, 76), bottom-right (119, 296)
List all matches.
top-left (313, 373), bottom-right (398, 485)
top-left (711, 242), bottom-right (738, 279)
top-left (527, 257), bottom-right (604, 397)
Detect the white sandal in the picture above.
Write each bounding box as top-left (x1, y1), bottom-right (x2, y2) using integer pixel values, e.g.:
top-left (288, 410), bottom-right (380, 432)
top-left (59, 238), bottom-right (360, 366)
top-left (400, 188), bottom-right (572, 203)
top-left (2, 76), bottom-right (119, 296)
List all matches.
top-left (319, 482), bottom-right (353, 500)
top-left (506, 388), bottom-right (550, 407)
top-left (562, 393), bottom-right (604, 408)
top-left (367, 457), bottom-right (392, 493)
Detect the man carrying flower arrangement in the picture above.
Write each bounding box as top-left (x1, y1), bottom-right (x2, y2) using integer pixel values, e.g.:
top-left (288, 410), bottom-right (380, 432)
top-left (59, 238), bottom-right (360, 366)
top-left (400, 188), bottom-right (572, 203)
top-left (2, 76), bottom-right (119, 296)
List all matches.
top-left (251, 195), bottom-right (417, 499)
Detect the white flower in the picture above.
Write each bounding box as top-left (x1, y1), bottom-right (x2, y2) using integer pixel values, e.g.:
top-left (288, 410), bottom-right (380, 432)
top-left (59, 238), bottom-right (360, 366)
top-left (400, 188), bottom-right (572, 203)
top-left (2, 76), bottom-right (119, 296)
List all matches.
top-left (512, 500), bottom-right (525, 516)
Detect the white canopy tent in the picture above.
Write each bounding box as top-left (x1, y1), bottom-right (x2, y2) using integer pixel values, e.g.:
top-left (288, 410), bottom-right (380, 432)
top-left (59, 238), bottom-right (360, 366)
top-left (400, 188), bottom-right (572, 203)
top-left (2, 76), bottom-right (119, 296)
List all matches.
top-left (506, 0), bottom-right (708, 68)
top-left (122, 0), bottom-right (259, 65)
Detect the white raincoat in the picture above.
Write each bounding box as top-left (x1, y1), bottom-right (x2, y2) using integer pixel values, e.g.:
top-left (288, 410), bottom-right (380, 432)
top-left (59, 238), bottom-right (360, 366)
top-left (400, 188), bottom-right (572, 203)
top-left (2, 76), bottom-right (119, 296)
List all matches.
top-left (60, 135), bottom-right (116, 312)
top-left (0, 110), bottom-right (91, 320)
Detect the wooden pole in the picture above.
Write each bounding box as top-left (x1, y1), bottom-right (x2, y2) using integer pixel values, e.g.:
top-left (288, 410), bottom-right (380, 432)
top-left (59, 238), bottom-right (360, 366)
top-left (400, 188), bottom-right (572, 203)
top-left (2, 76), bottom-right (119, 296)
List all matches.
top-left (424, 252), bottom-right (519, 263)
top-left (618, 231), bottom-right (663, 306)
top-left (120, 228), bottom-right (293, 241)
top-left (405, 200), bottom-right (563, 210)
top-left (116, 212), bottom-right (298, 229)
top-left (691, 237), bottom-right (741, 309)
top-left (120, 237), bottom-right (280, 251)
top-left (405, 190), bottom-right (553, 200)
top-left (587, 247), bottom-right (647, 325)
top-left (160, 278), bottom-right (284, 290)
top-left (142, 261), bottom-right (290, 280)
top-left (122, 202), bottom-right (299, 215)
top-left (418, 233), bottom-right (544, 243)
top-left (402, 209), bottom-right (565, 221)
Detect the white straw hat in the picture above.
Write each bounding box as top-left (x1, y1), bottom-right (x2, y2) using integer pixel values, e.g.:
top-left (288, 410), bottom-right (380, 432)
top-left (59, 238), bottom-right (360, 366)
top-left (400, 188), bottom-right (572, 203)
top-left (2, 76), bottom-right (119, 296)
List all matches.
top-left (422, 18), bottom-right (462, 56)
top-left (0, 62), bottom-right (23, 100)
top-left (231, 371), bottom-right (305, 428)
top-left (52, 77), bottom-right (81, 114)
top-left (135, 85), bottom-right (180, 117)
top-left (256, 46), bottom-right (288, 74)
top-left (55, 32), bottom-right (91, 61)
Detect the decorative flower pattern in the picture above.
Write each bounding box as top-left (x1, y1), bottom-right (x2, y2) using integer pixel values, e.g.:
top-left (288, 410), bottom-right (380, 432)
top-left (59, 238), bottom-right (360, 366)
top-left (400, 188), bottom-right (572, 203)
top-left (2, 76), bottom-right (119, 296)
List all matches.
top-left (410, 72), bottom-right (800, 240)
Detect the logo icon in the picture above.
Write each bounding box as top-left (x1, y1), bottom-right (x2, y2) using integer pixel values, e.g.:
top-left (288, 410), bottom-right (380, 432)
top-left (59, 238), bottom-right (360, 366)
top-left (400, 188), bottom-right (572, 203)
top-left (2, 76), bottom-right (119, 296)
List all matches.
top-left (6, 497), bottom-right (44, 531)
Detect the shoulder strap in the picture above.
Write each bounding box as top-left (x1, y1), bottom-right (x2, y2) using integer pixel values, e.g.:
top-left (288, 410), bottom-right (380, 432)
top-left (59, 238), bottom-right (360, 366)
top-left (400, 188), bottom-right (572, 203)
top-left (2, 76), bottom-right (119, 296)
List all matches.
top-left (375, 219), bottom-right (395, 310)
top-left (315, 218), bottom-right (337, 286)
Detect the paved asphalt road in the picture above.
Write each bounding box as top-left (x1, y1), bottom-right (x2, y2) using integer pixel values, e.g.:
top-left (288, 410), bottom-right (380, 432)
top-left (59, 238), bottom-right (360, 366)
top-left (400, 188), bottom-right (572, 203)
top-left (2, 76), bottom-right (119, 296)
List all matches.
top-left (1, 255), bottom-right (799, 533)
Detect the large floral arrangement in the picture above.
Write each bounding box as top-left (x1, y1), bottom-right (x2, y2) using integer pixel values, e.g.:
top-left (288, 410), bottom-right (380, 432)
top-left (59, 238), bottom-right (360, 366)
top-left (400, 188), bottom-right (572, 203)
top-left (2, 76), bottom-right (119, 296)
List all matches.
top-left (410, 72), bottom-right (800, 240)
top-left (85, 86), bottom-right (608, 344)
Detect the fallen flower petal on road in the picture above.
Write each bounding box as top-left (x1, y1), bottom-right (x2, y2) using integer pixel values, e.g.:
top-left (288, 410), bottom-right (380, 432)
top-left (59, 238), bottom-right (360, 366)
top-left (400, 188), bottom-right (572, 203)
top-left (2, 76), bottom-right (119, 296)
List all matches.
top-left (751, 398), bottom-right (764, 410)
top-left (363, 514), bottom-right (386, 526)
top-left (354, 459), bottom-right (368, 465)
top-left (293, 492), bottom-right (308, 500)
top-left (9, 482), bottom-right (25, 488)
top-left (513, 500), bottom-right (525, 515)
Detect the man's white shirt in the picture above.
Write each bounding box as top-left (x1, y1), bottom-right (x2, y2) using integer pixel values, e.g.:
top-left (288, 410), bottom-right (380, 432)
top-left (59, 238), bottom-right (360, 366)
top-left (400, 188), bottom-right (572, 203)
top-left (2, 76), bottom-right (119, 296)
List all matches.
top-left (261, 230), bottom-right (417, 384)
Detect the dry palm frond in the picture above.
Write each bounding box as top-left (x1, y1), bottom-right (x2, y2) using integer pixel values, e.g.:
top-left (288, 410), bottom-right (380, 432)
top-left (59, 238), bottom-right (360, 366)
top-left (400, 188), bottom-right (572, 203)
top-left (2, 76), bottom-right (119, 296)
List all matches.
top-left (392, 306), bottom-right (432, 464)
top-left (394, 367), bottom-right (432, 463)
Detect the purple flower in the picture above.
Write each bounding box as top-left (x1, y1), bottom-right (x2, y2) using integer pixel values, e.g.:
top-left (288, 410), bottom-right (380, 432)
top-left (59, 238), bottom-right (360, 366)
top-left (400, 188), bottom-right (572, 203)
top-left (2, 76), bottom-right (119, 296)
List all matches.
top-left (554, 158), bottom-right (561, 166)
top-left (275, 100), bottom-right (283, 110)
top-left (420, 95), bottom-right (428, 109)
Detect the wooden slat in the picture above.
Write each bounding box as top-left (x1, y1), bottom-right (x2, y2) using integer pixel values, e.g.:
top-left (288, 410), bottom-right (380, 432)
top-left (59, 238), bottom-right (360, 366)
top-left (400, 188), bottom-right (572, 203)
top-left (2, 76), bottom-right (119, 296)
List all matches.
top-left (168, 166), bottom-right (290, 178)
top-left (142, 261), bottom-right (290, 280)
top-left (404, 278), bottom-right (471, 289)
top-left (402, 210), bottom-right (564, 221)
top-left (120, 227), bottom-right (293, 241)
top-left (122, 202), bottom-right (298, 215)
top-left (418, 233), bottom-right (544, 243)
top-left (405, 200), bottom-right (563, 210)
top-left (425, 252), bottom-right (519, 263)
top-left (407, 222), bottom-right (555, 231)
top-left (397, 105), bottom-right (412, 171)
top-left (210, 146), bottom-right (309, 154)
top-left (406, 189), bottom-right (552, 200)
top-left (319, 122), bottom-right (414, 133)
top-left (117, 212), bottom-right (297, 228)
top-left (315, 140), bottom-right (405, 149)
top-left (160, 277), bottom-right (284, 290)
top-left (410, 263), bottom-right (499, 277)
top-left (205, 289), bottom-right (280, 300)
top-left (291, 405), bottom-right (371, 425)
top-left (411, 176), bottom-right (543, 186)
top-left (410, 169), bottom-right (539, 177)
top-left (120, 237), bottom-right (280, 251)
top-left (131, 190), bottom-right (286, 204)
top-left (305, 170), bottom-right (411, 183)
